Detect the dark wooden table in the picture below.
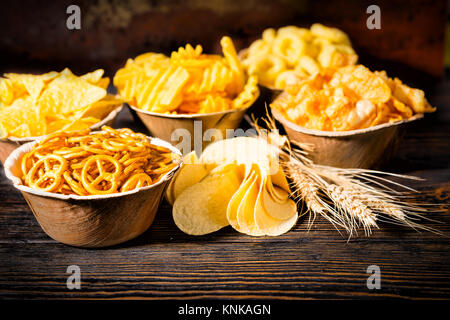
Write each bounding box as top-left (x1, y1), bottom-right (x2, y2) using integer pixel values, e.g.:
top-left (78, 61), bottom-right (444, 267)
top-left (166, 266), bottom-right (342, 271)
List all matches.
top-left (0, 81), bottom-right (449, 300)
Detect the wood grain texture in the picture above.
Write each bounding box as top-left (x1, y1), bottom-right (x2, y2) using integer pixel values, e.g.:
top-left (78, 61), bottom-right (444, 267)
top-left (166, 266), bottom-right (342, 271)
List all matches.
top-left (0, 81), bottom-right (449, 300)
top-left (0, 0), bottom-right (445, 78)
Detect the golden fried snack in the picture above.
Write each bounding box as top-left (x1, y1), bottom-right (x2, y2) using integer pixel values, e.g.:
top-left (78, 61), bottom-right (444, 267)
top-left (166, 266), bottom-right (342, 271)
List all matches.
top-left (113, 36), bottom-right (259, 115)
top-left (241, 24), bottom-right (358, 89)
top-left (271, 65), bottom-right (436, 131)
top-left (0, 68), bottom-right (123, 139)
top-left (21, 126), bottom-right (179, 195)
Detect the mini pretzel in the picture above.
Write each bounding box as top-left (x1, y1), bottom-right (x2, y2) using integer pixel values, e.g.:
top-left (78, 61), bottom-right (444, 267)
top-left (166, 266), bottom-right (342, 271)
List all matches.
top-left (81, 155), bottom-right (122, 195)
top-left (20, 126), bottom-right (177, 195)
top-left (120, 173), bottom-right (153, 192)
top-left (26, 154), bottom-right (68, 192)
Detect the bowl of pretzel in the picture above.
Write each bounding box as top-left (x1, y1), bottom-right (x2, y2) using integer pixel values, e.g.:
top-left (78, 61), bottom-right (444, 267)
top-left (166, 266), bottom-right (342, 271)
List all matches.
top-left (4, 126), bottom-right (182, 248)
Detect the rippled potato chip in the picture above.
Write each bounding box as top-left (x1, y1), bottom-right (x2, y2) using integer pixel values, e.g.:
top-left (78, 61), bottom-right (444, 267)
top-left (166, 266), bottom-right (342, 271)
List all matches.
top-left (241, 24), bottom-right (358, 89)
top-left (168, 137), bottom-right (298, 237)
top-left (114, 37), bottom-right (259, 115)
top-left (271, 65), bottom-right (436, 131)
top-left (0, 68), bottom-right (123, 139)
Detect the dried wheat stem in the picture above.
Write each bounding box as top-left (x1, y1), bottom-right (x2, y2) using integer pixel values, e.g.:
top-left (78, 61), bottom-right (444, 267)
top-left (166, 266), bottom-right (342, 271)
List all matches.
top-left (285, 161), bottom-right (324, 229)
top-left (327, 184), bottom-right (378, 235)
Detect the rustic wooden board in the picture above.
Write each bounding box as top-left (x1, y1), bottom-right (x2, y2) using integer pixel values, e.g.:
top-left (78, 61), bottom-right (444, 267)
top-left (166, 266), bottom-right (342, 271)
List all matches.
top-left (0, 79), bottom-right (449, 300)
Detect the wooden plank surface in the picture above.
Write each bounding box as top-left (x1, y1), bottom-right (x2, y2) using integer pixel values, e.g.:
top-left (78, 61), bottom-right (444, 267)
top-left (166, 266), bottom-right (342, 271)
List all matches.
top-left (0, 82), bottom-right (449, 300)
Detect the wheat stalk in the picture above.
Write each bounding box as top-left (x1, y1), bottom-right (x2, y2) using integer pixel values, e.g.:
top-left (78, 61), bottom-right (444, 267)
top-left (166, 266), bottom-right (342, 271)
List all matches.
top-left (326, 184), bottom-right (378, 236)
top-left (285, 161), bottom-right (324, 229)
top-left (248, 112), bottom-right (441, 238)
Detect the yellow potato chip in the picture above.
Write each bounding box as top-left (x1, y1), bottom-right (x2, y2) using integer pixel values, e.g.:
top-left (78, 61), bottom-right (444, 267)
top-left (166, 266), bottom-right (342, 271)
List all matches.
top-left (271, 64), bottom-right (435, 131)
top-left (227, 170), bottom-right (255, 233)
top-left (172, 163), bottom-right (241, 235)
top-left (236, 170), bottom-right (264, 236)
top-left (254, 178), bottom-right (298, 236)
top-left (114, 36), bottom-right (258, 114)
top-left (171, 151), bottom-right (209, 202)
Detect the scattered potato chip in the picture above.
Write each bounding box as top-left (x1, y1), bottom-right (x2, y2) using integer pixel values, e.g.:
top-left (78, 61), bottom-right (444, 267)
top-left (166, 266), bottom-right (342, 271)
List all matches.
top-left (168, 137), bottom-right (298, 237)
top-left (271, 65), bottom-right (436, 131)
top-left (0, 68), bottom-right (123, 138)
top-left (114, 37), bottom-right (259, 115)
top-left (241, 24), bottom-right (357, 89)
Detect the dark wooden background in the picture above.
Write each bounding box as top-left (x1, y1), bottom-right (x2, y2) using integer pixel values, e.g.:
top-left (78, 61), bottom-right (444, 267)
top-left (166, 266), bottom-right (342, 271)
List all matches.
top-left (0, 0), bottom-right (449, 300)
top-left (0, 0), bottom-right (446, 80)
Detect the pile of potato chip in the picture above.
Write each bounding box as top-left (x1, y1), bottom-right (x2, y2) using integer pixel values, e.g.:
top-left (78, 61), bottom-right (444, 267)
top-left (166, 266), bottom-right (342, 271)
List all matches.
top-left (113, 36), bottom-right (259, 114)
top-left (0, 68), bottom-right (123, 138)
top-left (241, 24), bottom-right (358, 89)
top-left (271, 65), bottom-right (436, 131)
top-left (166, 137), bottom-right (298, 236)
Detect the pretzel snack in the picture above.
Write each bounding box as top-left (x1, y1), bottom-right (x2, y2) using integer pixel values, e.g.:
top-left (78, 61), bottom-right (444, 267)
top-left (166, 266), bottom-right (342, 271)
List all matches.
top-left (21, 126), bottom-right (179, 195)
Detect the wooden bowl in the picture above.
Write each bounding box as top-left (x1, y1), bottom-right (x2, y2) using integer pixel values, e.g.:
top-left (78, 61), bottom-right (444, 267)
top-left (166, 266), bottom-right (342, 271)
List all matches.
top-left (3, 135), bottom-right (182, 248)
top-left (129, 104), bottom-right (250, 151)
top-left (271, 107), bottom-right (423, 169)
top-left (0, 105), bottom-right (123, 164)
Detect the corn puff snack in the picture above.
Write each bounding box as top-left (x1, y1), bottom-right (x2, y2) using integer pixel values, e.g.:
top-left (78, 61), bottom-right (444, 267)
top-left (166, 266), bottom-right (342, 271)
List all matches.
top-left (271, 65), bottom-right (436, 131)
top-left (20, 126), bottom-right (180, 195)
top-left (241, 24), bottom-right (358, 89)
top-left (0, 69), bottom-right (123, 139)
top-left (114, 37), bottom-right (259, 114)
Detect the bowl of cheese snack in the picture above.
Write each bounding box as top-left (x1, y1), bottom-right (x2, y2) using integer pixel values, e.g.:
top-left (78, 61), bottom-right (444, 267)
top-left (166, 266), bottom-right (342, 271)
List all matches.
top-left (114, 36), bottom-right (259, 149)
top-left (4, 126), bottom-right (181, 247)
top-left (240, 24), bottom-right (357, 90)
top-left (271, 65), bottom-right (436, 168)
top-left (0, 68), bottom-right (123, 163)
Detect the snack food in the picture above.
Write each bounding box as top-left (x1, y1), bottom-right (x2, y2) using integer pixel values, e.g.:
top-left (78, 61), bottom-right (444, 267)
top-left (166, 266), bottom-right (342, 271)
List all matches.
top-left (0, 68), bottom-right (123, 138)
top-left (20, 126), bottom-right (180, 195)
top-left (271, 65), bottom-right (436, 131)
top-left (241, 24), bottom-right (357, 89)
top-left (114, 37), bottom-right (259, 114)
top-left (167, 137), bottom-right (298, 236)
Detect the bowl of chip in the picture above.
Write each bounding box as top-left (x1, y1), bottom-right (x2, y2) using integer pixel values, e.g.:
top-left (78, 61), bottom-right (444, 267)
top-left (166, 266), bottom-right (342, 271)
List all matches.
top-left (113, 36), bottom-right (261, 151)
top-left (129, 104), bottom-right (252, 150)
top-left (0, 104), bottom-right (123, 164)
top-left (272, 107), bottom-right (423, 169)
top-left (270, 64), bottom-right (436, 169)
top-left (3, 127), bottom-right (182, 248)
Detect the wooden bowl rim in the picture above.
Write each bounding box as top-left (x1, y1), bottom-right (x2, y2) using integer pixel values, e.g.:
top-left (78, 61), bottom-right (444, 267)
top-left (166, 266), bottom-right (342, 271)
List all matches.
top-left (128, 103), bottom-right (250, 119)
top-left (271, 107), bottom-right (424, 137)
top-left (4, 132), bottom-right (182, 201)
top-left (1, 104), bottom-right (124, 143)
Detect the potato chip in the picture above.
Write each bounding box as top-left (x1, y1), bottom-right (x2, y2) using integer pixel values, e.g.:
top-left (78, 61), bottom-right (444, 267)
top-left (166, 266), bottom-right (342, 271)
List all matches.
top-left (236, 171), bottom-right (264, 236)
top-left (226, 170), bottom-right (255, 233)
top-left (114, 36), bottom-right (259, 115)
top-left (168, 137), bottom-right (297, 237)
top-left (173, 163), bottom-right (242, 235)
top-left (255, 180), bottom-right (298, 236)
top-left (171, 151), bottom-right (210, 204)
top-left (271, 64), bottom-right (436, 131)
